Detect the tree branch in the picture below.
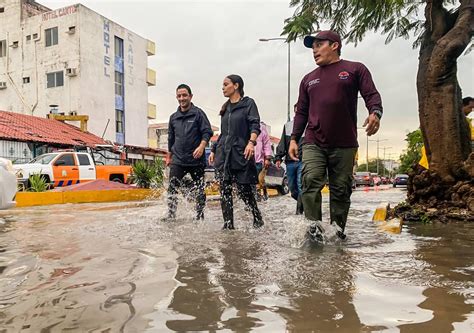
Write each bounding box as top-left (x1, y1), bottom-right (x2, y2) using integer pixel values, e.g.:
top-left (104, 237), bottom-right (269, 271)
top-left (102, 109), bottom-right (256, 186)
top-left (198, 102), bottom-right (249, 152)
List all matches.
top-left (425, 0), bottom-right (450, 41)
top-left (440, 0), bottom-right (474, 59)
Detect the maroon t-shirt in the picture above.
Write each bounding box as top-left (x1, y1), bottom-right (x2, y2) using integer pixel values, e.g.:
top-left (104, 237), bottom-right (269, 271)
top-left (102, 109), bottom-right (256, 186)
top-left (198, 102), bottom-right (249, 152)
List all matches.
top-left (292, 59), bottom-right (383, 148)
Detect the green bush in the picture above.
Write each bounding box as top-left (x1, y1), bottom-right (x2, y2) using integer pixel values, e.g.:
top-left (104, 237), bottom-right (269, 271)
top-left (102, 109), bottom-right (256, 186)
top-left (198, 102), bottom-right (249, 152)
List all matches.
top-left (28, 173), bottom-right (49, 192)
top-left (130, 158), bottom-right (165, 189)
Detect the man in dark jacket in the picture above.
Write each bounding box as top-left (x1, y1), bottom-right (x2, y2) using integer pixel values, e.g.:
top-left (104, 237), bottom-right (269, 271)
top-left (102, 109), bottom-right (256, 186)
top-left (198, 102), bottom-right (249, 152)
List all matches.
top-left (165, 84), bottom-right (213, 220)
top-left (289, 30), bottom-right (383, 240)
top-left (275, 104), bottom-right (305, 214)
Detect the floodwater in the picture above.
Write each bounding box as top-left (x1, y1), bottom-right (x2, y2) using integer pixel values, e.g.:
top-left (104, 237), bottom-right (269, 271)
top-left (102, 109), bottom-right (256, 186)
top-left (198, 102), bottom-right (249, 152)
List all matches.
top-left (0, 187), bottom-right (473, 332)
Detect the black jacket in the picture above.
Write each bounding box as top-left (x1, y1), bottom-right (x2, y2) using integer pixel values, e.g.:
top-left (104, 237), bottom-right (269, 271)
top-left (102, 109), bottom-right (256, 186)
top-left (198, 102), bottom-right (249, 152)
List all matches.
top-left (212, 97), bottom-right (261, 184)
top-left (275, 120), bottom-right (305, 164)
top-left (168, 104), bottom-right (213, 167)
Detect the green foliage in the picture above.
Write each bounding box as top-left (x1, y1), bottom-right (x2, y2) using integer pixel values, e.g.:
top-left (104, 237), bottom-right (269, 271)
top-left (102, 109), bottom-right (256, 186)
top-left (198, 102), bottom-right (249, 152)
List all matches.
top-left (28, 173), bottom-right (48, 192)
top-left (281, 0), bottom-right (442, 48)
top-left (420, 212), bottom-right (431, 224)
top-left (130, 158), bottom-right (165, 189)
top-left (357, 159), bottom-right (389, 175)
top-left (398, 129), bottom-right (424, 174)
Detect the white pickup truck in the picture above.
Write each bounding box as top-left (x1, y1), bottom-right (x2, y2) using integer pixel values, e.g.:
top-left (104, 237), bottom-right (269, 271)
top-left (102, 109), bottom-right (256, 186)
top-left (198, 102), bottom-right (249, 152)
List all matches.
top-left (13, 151), bottom-right (132, 189)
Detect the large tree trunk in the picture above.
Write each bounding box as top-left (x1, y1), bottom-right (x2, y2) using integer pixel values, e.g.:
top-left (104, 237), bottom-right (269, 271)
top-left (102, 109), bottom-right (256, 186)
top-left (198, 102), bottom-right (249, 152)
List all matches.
top-left (410, 0), bottom-right (473, 212)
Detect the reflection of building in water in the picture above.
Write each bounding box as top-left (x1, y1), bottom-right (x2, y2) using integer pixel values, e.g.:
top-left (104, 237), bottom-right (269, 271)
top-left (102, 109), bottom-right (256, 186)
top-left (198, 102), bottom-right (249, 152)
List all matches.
top-left (0, 0), bottom-right (156, 146)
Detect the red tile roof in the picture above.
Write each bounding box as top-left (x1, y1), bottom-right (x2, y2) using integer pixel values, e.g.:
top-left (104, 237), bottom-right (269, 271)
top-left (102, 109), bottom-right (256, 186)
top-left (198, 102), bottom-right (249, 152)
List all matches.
top-left (0, 111), bottom-right (108, 147)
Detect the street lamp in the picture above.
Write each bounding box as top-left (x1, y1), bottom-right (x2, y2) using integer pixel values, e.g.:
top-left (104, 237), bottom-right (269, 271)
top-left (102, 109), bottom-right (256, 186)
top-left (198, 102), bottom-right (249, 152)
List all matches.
top-left (259, 37), bottom-right (291, 121)
top-left (381, 146), bottom-right (392, 177)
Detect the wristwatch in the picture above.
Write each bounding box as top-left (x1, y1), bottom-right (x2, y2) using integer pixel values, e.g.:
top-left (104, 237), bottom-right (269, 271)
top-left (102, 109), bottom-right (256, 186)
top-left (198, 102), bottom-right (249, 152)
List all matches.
top-left (372, 110), bottom-right (383, 120)
top-left (249, 140), bottom-right (257, 146)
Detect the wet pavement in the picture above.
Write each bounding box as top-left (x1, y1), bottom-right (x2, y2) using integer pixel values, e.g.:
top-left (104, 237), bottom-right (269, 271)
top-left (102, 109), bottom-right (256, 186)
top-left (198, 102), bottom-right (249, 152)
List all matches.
top-left (0, 186), bottom-right (473, 332)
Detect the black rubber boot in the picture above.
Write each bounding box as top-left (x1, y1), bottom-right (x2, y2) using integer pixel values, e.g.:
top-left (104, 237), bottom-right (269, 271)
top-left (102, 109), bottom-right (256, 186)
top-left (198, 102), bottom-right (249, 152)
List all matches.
top-left (308, 221), bottom-right (324, 242)
top-left (253, 217), bottom-right (264, 229)
top-left (296, 195), bottom-right (304, 215)
top-left (223, 220), bottom-right (235, 230)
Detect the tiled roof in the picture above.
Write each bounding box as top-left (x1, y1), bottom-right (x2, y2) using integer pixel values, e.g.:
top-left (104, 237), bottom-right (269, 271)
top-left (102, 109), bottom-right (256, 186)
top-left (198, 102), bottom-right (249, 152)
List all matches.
top-left (0, 111), bottom-right (108, 147)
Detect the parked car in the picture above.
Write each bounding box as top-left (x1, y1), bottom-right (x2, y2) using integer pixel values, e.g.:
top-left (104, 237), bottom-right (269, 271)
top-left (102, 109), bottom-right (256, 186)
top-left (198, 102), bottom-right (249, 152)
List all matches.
top-left (354, 171), bottom-right (374, 187)
top-left (13, 152), bottom-right (132, 190)
top-left (393, 174), bottom-right (409, 187)
top-left (0, 158), bottom-right (17, 209)
top-left (203, 148), bottom-right (289, 195)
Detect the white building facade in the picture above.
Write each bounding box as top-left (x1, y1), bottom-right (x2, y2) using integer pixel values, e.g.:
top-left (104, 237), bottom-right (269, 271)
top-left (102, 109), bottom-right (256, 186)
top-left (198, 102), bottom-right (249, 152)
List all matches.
top-left (0, 0), bottom-right (157, 146)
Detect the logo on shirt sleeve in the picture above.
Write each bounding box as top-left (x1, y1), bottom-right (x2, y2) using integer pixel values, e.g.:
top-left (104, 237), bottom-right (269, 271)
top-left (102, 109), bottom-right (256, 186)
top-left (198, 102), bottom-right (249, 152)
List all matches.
top-left (308, 78), bottom-right (320, 86)
top-left (338, 71), bottom-right (350, 80)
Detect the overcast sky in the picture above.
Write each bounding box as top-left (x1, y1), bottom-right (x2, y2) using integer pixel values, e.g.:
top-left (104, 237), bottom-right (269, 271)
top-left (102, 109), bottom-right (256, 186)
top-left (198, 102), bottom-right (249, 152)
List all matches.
top-left (43, 0), bottom-right (473, 162)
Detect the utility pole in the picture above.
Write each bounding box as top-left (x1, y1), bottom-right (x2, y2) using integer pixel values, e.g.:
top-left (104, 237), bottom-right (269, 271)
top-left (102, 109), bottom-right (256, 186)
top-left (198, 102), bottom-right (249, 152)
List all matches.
top-left (386, 152), bottom-right (395, 177)
top-left (381, 146), bottom-right (392, 177)
top-left (369, 138), bottom-right (388, 175)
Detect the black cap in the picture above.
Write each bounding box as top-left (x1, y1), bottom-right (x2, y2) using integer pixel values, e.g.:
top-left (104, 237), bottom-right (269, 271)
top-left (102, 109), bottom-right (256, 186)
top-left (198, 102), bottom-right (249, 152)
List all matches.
top-left (303, 30), bottom-right (342, 50)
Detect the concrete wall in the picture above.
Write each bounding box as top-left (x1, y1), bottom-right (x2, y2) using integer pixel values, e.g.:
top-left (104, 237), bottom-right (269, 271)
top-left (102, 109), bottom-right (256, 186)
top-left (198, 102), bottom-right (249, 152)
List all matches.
top-left (0, 0), bottom-right (153, 147)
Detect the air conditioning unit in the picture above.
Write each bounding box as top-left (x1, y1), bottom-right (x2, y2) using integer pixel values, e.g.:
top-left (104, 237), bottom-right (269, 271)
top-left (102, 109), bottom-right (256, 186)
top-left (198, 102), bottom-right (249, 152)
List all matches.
top-left (10, 41), bottom-right (19, 48)
top-left (66, 26), bottom-right (76, 34)
top-left (66, 68), bottom-right (77, 77)
top-left (32, 33), bottom-right (40, 41)
top-left (0, 82), bottom-right (6, 89)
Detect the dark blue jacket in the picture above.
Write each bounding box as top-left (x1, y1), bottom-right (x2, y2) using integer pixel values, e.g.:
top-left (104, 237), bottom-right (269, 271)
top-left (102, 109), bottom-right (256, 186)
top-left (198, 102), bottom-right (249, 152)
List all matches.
top-left (168, 104), bottom-right (213, 167)
top-left (212, 97), bottom-right (261, 184)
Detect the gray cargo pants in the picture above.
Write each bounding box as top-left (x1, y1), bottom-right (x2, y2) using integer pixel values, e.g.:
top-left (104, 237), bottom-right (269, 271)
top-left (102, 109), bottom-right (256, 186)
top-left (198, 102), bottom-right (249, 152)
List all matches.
top-left (301, 144), bottom-right (357, 232)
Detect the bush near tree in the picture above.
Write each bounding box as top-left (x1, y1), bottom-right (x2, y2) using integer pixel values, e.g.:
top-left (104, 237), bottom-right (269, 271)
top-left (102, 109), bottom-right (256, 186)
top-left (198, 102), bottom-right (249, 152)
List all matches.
top-left (398, 129), bottom-right (424, 174)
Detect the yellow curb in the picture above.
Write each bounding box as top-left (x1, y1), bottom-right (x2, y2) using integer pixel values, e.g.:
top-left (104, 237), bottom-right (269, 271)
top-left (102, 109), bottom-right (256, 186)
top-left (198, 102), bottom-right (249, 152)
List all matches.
top-left (372, 202), bottom-right (389, 221)
top-left (15, 189), bottom-right (160, 207)
top-left (372, 202), bottom-right (403, 234)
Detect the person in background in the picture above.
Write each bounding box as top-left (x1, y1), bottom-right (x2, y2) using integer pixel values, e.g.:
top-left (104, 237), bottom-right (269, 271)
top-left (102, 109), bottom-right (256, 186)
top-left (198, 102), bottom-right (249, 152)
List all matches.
top-left (289, 30), bottom-right (383, 240)
top-left (209, 74), bottom-right (264, 230)
top-left (165, 84), bottom-right (213, 221)
top-left (275, 104), bottom-right (305, 214)
top-left (254, 121), bottom-right (272, 201)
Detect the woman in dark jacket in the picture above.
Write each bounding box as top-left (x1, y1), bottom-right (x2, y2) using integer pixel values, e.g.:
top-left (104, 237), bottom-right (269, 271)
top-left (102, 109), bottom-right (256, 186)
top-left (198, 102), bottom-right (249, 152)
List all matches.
top-left (209, 74), bottom-right (263, 230)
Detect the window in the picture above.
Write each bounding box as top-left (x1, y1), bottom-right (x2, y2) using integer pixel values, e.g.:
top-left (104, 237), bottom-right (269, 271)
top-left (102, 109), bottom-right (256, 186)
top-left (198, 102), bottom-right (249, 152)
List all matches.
top-left (45, 27), bottom-right (58, 47)
top-left (46, 71), bottom-right (64, 88)
top-left (77, 154), bottom-right (91, 166)
top-left (114, 36), bottom-right (124, 58)
top-left (116, 110), bottom-right (124, 133)
top-left (26, 35), bottom-right (31, 41)
top-left (55, 154), bottom-right (75, 166)
top-left (0, 40), bottom-right (6, 57)
top-left (0, 7), bottom-right (4, 13)
top-left (23, 77), bottom-right (30, 84)
top-left (115, 71), bottom-right (123, 96)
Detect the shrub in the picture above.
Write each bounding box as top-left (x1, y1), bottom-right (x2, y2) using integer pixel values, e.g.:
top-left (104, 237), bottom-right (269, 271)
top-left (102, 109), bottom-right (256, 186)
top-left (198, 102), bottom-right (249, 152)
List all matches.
top-left (28, 173), bottom-right (49, 192)
top-left (130, 158), bottom-right (165, 189)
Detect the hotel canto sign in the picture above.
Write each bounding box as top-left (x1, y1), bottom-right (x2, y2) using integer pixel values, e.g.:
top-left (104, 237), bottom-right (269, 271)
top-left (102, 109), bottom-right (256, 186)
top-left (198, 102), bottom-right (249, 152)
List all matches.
top-left (42, 5), bottom-right (78, 21)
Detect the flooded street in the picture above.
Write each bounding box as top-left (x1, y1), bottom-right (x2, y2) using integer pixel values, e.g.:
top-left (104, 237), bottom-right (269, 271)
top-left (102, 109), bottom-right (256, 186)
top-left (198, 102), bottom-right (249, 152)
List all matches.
top-left (0, 187), bottom-right (473, 332)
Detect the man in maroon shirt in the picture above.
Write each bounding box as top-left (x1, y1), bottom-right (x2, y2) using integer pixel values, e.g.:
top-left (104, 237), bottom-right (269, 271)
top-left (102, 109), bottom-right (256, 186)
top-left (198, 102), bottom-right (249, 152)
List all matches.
top-left (289, 30), bottom-right (383, 240)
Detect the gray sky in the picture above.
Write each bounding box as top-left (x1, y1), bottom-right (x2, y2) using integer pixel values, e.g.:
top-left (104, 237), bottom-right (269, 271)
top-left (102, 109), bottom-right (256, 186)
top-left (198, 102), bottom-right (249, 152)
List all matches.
top-left (43, 0), bottom-right (473, 162)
